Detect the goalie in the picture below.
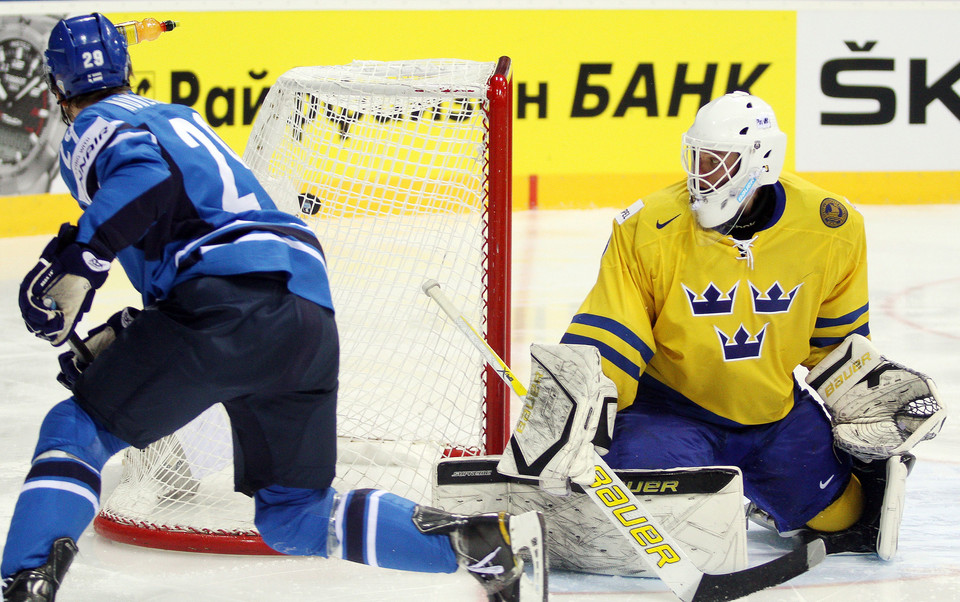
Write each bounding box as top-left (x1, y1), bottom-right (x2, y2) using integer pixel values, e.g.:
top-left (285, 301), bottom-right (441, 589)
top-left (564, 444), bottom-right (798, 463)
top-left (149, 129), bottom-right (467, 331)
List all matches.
top-left (547, 92), bottom-right (946, 562)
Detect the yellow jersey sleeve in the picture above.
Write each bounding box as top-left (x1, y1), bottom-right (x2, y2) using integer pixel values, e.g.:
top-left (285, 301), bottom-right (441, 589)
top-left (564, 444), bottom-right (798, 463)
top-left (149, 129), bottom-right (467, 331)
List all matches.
top-left (804, 198), bottom-right (870, 367)
top-left (561, 203), bottom-right (657, 411)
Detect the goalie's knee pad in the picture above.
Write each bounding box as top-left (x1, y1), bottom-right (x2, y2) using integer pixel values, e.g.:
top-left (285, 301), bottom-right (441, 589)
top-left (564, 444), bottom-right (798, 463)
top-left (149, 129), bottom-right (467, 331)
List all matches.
top-left (35, 398), bottom-right (128, 470)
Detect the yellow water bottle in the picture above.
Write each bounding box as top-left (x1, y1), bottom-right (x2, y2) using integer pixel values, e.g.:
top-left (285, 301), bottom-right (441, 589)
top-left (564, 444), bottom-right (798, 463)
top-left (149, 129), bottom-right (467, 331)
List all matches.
top-left (115, 18), bottom-right (178, 45)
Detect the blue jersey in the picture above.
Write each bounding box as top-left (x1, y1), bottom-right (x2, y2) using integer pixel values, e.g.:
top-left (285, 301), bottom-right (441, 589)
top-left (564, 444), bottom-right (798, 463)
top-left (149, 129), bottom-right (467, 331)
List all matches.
top-left (57, 93), bottom-right (332, 310)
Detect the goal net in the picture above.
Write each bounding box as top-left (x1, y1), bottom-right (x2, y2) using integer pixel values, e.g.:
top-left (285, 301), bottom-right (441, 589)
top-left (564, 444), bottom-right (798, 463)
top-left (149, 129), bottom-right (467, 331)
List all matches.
top-left (93, 57), bottom-right (513, 554)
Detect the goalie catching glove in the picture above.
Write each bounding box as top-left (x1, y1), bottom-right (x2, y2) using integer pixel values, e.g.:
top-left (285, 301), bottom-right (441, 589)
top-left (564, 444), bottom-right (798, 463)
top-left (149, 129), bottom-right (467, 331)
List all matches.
top-left (19, 223), bottom-right (111, 346)
top-left (806, 334), bottom-right (947, 461)
top-left (56, 306), bottom-right (140, 390)
top-left (497, 343), bottom-right (617, 490)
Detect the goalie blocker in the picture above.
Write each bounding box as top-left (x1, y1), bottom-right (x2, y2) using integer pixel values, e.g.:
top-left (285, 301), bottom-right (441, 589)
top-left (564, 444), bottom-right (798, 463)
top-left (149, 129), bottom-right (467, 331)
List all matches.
top-left (496, 343), bottom-right (617, 493)
top-left (433, 458), bottom-right (747, 577)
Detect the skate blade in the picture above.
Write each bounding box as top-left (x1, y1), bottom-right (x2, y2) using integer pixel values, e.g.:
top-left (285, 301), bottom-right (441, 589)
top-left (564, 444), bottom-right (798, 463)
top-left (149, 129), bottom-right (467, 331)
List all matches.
top-left (509, 511), bottom-right (548, 601)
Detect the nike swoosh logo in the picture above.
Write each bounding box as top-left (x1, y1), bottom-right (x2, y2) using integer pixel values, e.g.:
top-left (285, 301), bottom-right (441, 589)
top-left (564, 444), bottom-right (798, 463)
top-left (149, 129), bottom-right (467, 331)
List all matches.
top-left (819, 475), bottom-right (835, 489)
top-left (656, 214), bottom-right (680, 229)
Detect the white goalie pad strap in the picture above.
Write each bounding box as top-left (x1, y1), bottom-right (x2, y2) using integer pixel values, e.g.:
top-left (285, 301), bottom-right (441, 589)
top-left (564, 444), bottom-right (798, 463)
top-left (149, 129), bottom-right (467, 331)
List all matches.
top-left (806, 334), bottom-right (947, 460)
top-left (434, 457), bottom-right (747, 576)
top-left (497, 343), bottom-right (611, 487)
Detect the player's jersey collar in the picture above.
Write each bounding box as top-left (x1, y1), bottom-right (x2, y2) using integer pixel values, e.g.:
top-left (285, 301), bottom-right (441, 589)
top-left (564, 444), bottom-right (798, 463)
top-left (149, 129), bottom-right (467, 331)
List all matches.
top-left (758, 182), bottom-right (787, 232)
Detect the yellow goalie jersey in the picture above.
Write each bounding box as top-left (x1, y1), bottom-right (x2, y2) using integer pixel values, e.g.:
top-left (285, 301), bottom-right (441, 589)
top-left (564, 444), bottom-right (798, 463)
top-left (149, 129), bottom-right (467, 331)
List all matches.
top-left (562, 172), bottom-right (869, 426)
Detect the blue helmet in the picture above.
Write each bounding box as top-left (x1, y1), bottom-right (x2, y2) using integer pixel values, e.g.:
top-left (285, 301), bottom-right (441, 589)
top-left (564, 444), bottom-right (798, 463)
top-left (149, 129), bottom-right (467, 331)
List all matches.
top-left (45, 13), bottom-right (130, 100)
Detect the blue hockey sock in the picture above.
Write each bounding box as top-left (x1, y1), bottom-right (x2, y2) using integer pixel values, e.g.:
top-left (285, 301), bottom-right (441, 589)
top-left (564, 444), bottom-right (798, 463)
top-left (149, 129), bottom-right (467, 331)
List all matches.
top-left (334, 489), bottom-right (458, 573)
top-left (1, 454), bottom-right (100, 578)
top-left (2, 399), bottom-right (126, 578)
top-left (254, 486), bottom-right (338, 556)
top-left (255, 486), bottom-right (457, 573)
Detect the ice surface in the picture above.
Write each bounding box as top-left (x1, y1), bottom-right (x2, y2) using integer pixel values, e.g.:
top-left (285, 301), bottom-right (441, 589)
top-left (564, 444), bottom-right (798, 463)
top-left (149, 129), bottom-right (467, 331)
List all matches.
top-left (2, 206), bottom-right (958, 600)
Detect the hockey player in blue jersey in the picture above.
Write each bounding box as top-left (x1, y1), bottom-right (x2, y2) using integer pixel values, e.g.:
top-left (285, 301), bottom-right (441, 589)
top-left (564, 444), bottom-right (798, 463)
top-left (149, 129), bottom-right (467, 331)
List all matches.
top-left (1, 14), bottom-right (544, 602)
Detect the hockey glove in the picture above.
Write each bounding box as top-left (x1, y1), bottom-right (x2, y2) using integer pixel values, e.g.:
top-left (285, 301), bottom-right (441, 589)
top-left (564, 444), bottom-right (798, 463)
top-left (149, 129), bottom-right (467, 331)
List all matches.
top-left (57, 307), bottom-right (140, 390)
top-left (19, 223), bottom-right (111, 346)
top-left (806, 334), bottom-right (947, 461)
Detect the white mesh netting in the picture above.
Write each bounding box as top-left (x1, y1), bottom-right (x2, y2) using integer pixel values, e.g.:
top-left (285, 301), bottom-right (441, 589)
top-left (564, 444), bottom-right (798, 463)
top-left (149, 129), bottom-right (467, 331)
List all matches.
top-left (95, 59), bottom-right (510, 552)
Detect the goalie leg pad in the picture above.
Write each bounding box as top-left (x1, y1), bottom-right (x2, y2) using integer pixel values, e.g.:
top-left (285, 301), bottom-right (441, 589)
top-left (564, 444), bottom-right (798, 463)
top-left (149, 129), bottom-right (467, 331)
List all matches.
top-left (812, 453), bottom-right (914, 560)
top-left (877, 454), bottom-right (911, 561)
top-left (435, 456), bottom-right (747, 576)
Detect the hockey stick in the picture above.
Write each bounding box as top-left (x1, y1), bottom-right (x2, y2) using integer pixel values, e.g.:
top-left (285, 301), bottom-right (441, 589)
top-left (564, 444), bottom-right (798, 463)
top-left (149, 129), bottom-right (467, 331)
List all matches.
top-left (423, 278), bottom-right (825, 602)
top-left (68, 332), bottom-right (95, 364)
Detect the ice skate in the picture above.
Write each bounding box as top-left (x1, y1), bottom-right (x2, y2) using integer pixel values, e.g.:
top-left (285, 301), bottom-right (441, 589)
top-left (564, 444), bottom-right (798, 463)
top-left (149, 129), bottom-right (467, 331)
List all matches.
top-left (2, 537), bottom-right (77, 602)
top-left (413, 507), bottom-right (547, 601)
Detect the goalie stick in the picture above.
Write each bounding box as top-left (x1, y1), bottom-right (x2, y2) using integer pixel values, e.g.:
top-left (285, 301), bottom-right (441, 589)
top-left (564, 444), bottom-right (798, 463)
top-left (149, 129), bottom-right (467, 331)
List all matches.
top-left (422, 278), bottom-right (825, 602)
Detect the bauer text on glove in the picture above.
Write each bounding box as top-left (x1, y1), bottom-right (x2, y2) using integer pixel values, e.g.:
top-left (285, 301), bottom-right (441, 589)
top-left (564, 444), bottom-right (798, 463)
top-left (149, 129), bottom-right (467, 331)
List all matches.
top-left (806, 334), bottom-right (947, 461)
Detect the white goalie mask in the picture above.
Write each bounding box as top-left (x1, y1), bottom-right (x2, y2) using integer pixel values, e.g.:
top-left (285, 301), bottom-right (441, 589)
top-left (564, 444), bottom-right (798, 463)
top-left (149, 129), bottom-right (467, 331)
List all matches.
top-left (681, 92), bottom-right (787, 230)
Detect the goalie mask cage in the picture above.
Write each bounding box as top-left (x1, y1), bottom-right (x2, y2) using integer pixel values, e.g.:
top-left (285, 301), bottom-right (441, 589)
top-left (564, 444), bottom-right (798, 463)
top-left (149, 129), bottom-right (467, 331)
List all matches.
top-left (93, 57), bottom-right (513, 555)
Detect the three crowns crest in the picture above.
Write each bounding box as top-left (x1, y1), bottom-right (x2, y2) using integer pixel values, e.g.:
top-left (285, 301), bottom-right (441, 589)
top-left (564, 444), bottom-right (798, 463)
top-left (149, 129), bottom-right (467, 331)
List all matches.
top-left (750, 282), bottom-right (802, 314)
top-left (685, 280), bottom-right (801, 361)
